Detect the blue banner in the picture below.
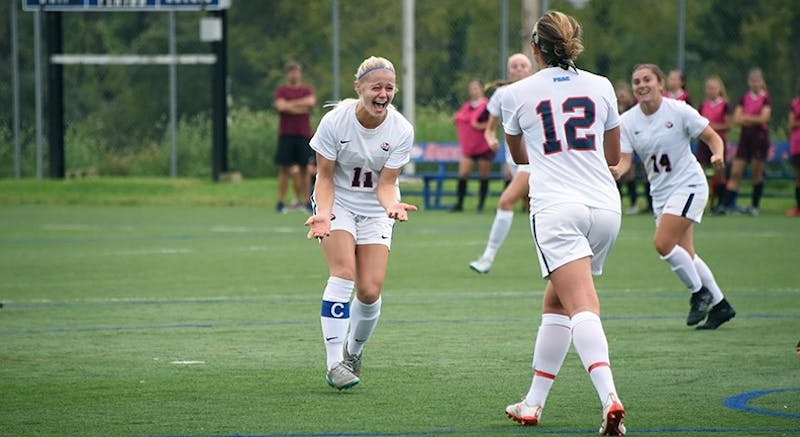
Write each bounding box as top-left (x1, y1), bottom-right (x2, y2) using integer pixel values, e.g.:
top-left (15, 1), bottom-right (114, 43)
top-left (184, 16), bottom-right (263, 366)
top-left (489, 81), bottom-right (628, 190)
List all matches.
top-left (23, 0), bottom-right (230, 11)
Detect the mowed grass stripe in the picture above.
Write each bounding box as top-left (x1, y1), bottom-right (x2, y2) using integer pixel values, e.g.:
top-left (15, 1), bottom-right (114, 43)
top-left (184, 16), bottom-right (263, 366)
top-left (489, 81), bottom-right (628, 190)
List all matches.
top-left (1, 200), bottom-right (798, 436)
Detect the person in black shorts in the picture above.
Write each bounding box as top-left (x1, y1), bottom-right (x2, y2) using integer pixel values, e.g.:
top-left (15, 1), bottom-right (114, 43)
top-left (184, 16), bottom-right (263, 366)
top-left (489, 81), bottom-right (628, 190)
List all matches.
top-left (274, 62), bottom-right (316, 213)
top-left (718, 68), bottom-right (771, 215)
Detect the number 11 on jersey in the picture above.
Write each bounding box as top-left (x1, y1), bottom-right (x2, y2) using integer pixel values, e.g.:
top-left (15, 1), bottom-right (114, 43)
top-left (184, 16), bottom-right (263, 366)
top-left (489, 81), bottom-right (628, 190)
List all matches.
top-left (351, 167), bottom-right (374, 188)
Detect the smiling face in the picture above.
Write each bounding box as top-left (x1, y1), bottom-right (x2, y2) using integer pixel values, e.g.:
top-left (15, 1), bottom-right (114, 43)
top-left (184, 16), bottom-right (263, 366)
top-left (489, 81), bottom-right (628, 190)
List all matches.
top-left (507, 54), bottom-right (533, 83)
top-left (632, 66), bottom-right (664, 107)
top-left (355, 69), bottom-right (396, 121)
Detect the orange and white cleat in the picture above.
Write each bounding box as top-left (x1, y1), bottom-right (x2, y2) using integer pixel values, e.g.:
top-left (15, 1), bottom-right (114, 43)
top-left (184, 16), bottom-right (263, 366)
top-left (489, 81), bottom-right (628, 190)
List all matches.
top-left (505, 401), bottom-right (542, 426)
top-left (599, 393), bottom-right (626, 436)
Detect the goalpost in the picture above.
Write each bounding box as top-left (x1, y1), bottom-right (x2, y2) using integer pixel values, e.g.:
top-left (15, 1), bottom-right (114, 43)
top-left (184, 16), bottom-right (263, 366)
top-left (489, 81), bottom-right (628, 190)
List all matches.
top-left (22, 0), bottom-right (232, 181)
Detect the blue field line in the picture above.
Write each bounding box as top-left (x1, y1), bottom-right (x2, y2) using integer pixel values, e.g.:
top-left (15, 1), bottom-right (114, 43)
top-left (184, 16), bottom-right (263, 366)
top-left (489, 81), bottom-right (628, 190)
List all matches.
top-left (0, 322), bottom-right (213, 335)
top-left (1, 312), bottom-right (799, 336)
top-left (723, 388), bottom-right (800, 419)
top-left (0, 227), bottom-right (293, 245)
top-left (3, 289), bottom-right (798, 310)
top-left (143, 426), bottom-right (800, 437)
top-left (5, 297), bottom-right (265, 309)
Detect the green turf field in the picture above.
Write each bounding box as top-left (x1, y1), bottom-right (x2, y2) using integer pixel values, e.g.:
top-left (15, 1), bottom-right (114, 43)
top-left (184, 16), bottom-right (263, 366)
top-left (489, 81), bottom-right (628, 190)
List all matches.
top-left (0, 179), bottom-right (798, 436)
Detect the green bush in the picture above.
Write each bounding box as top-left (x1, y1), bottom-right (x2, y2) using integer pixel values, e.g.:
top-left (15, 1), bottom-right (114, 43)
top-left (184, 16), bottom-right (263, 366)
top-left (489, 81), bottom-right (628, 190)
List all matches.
top-left (414, 105), bottom-right (458, 143)
top-left (227, 107), bottom-right (278, 178)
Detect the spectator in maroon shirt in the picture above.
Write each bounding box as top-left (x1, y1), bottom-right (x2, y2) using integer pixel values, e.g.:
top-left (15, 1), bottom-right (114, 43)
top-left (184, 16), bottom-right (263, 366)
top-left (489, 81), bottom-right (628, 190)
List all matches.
top-left (274, 62), bottom-right (316, 213)
top-left (717, 68), bottom-right (772, 216)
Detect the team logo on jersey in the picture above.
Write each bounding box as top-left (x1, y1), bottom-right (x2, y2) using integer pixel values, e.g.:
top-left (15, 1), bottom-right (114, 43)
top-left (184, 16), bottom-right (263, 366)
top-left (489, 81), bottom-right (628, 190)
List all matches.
top-left (665, 121), bottom-right (674, 128)
top-left (380, 142), bottom-right (390, 151)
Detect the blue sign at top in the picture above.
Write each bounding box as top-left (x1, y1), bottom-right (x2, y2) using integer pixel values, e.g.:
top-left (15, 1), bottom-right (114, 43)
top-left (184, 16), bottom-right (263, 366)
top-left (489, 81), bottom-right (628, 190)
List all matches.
top-left (22, 0), bottom-right (231, 11)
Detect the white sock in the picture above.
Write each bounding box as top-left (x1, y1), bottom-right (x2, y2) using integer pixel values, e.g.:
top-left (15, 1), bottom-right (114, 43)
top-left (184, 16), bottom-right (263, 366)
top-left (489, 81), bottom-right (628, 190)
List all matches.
top-left (693, 254), bottom-right (724, 305)
top-left (661, 245), bottom-right (702, 292)
top-left (347, 296), bottom-right (382, 356)
top-left (524, 313), bottom-right (572, 407)
top-left (320, 276), bottom-right (354, 370)
top-left (482, 209), bottom-right (514, 260)
top-left (571, 311), bottom-right (618, 405)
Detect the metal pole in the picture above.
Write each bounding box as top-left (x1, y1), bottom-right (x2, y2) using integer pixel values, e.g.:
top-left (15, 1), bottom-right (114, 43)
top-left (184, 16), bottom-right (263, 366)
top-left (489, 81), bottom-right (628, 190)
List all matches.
top-left (34, 9), bottom-right (43, 179)
top-left (677, 0), bottom-right (686, 71)
top-left (11, 0), bottom-right (21, 178)
top-left (331, 0), bottom-right (340, 101)
top-left (402, 0), bottom-right (414, 126)
top-left (46, 11), bottom-right (65, 179)
top-left (402, 0), bottom-right (415, 175)
top-left (500, 0), bottom-right (508, 79)
top-left (210, 10), bottom-right (228, 181)
top-left (169, 11), bottom-right (177, 177)
top-left (521, 0), bottom-right (539, 59)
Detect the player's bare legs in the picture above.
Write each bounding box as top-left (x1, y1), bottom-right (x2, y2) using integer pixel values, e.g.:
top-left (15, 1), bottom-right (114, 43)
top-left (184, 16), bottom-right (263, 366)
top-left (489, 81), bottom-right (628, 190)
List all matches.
top-left (276, 166), bottom-right (292, 213)
top-left (290, 165), bottom-right (307, 210)
top-left (508, 258), bottom-right (624, 434)
top-left (552, 259), bottom-right (624, 435)
top-left (721, 158), bottom-right (747, 213)
top-left (339, 244), bottom-right (390, 378)
top-left (470, 170), bottom-right (529, 273)
top-left (319, 231), bottom-right (359, 389)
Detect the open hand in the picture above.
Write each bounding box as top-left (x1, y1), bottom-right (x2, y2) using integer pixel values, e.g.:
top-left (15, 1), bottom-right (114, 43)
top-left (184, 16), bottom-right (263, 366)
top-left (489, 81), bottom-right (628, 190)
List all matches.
top-left (386, 202), bottom-right (418, 222)
top-left (304, 214), bottom-right (331, 239)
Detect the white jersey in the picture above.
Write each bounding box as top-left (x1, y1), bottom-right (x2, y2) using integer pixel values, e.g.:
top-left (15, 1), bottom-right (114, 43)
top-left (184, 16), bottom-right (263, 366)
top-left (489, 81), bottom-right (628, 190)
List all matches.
top-left (501, 67), bottom-right (621, 214)
top-left (310, 100), bottom-right (414, 217)
top-left (487, 86), bottom-right (504, 118)
top-left (489, 86), bottom-right (529, 173)
top-left (620, 98), bottom-right (708, 206)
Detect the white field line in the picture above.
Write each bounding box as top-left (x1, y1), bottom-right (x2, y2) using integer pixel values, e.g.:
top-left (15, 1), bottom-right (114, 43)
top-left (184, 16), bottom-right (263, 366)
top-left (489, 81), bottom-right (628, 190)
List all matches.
top-left (111, 248), bottom-right (191, 256)
top-left (42, 224), bottom-right (98, 231)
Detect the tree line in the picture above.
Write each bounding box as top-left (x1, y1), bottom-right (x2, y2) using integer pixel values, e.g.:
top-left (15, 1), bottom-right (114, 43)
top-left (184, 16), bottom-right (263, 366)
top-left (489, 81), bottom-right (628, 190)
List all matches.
top-left (0, 0), bottom-right (798, 177)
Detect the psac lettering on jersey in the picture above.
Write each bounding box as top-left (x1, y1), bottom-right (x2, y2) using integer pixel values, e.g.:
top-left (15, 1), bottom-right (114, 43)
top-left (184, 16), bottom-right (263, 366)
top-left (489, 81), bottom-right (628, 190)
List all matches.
top-left (553, 76), bottom-right (571, 83)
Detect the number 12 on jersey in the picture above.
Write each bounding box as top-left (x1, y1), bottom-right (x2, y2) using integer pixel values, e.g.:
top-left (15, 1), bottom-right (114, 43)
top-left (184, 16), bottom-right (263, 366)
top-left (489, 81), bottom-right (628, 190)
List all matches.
top-left (536, 97), bottom-right (596, 154)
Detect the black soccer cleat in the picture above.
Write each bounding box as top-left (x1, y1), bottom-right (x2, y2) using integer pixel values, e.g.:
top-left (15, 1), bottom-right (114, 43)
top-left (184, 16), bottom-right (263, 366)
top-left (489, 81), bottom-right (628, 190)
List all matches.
top-left (696, 299), bottom-right (736, 330)
top-left (687, 287), bottom-right (713, 326)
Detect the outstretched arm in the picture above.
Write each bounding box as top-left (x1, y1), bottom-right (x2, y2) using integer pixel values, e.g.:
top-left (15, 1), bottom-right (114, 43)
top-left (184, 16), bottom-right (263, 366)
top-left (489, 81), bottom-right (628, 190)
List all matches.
top-left (304, 153), bottom-right (334, 239)
top-left (697, 125), bottom-right (725, 172)
top-left (377, 167), bottom-right (417, 221)
top-left (484, 115), bottom-right (501, 152)
top-left (609, 153), bottom-right (633, 181)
